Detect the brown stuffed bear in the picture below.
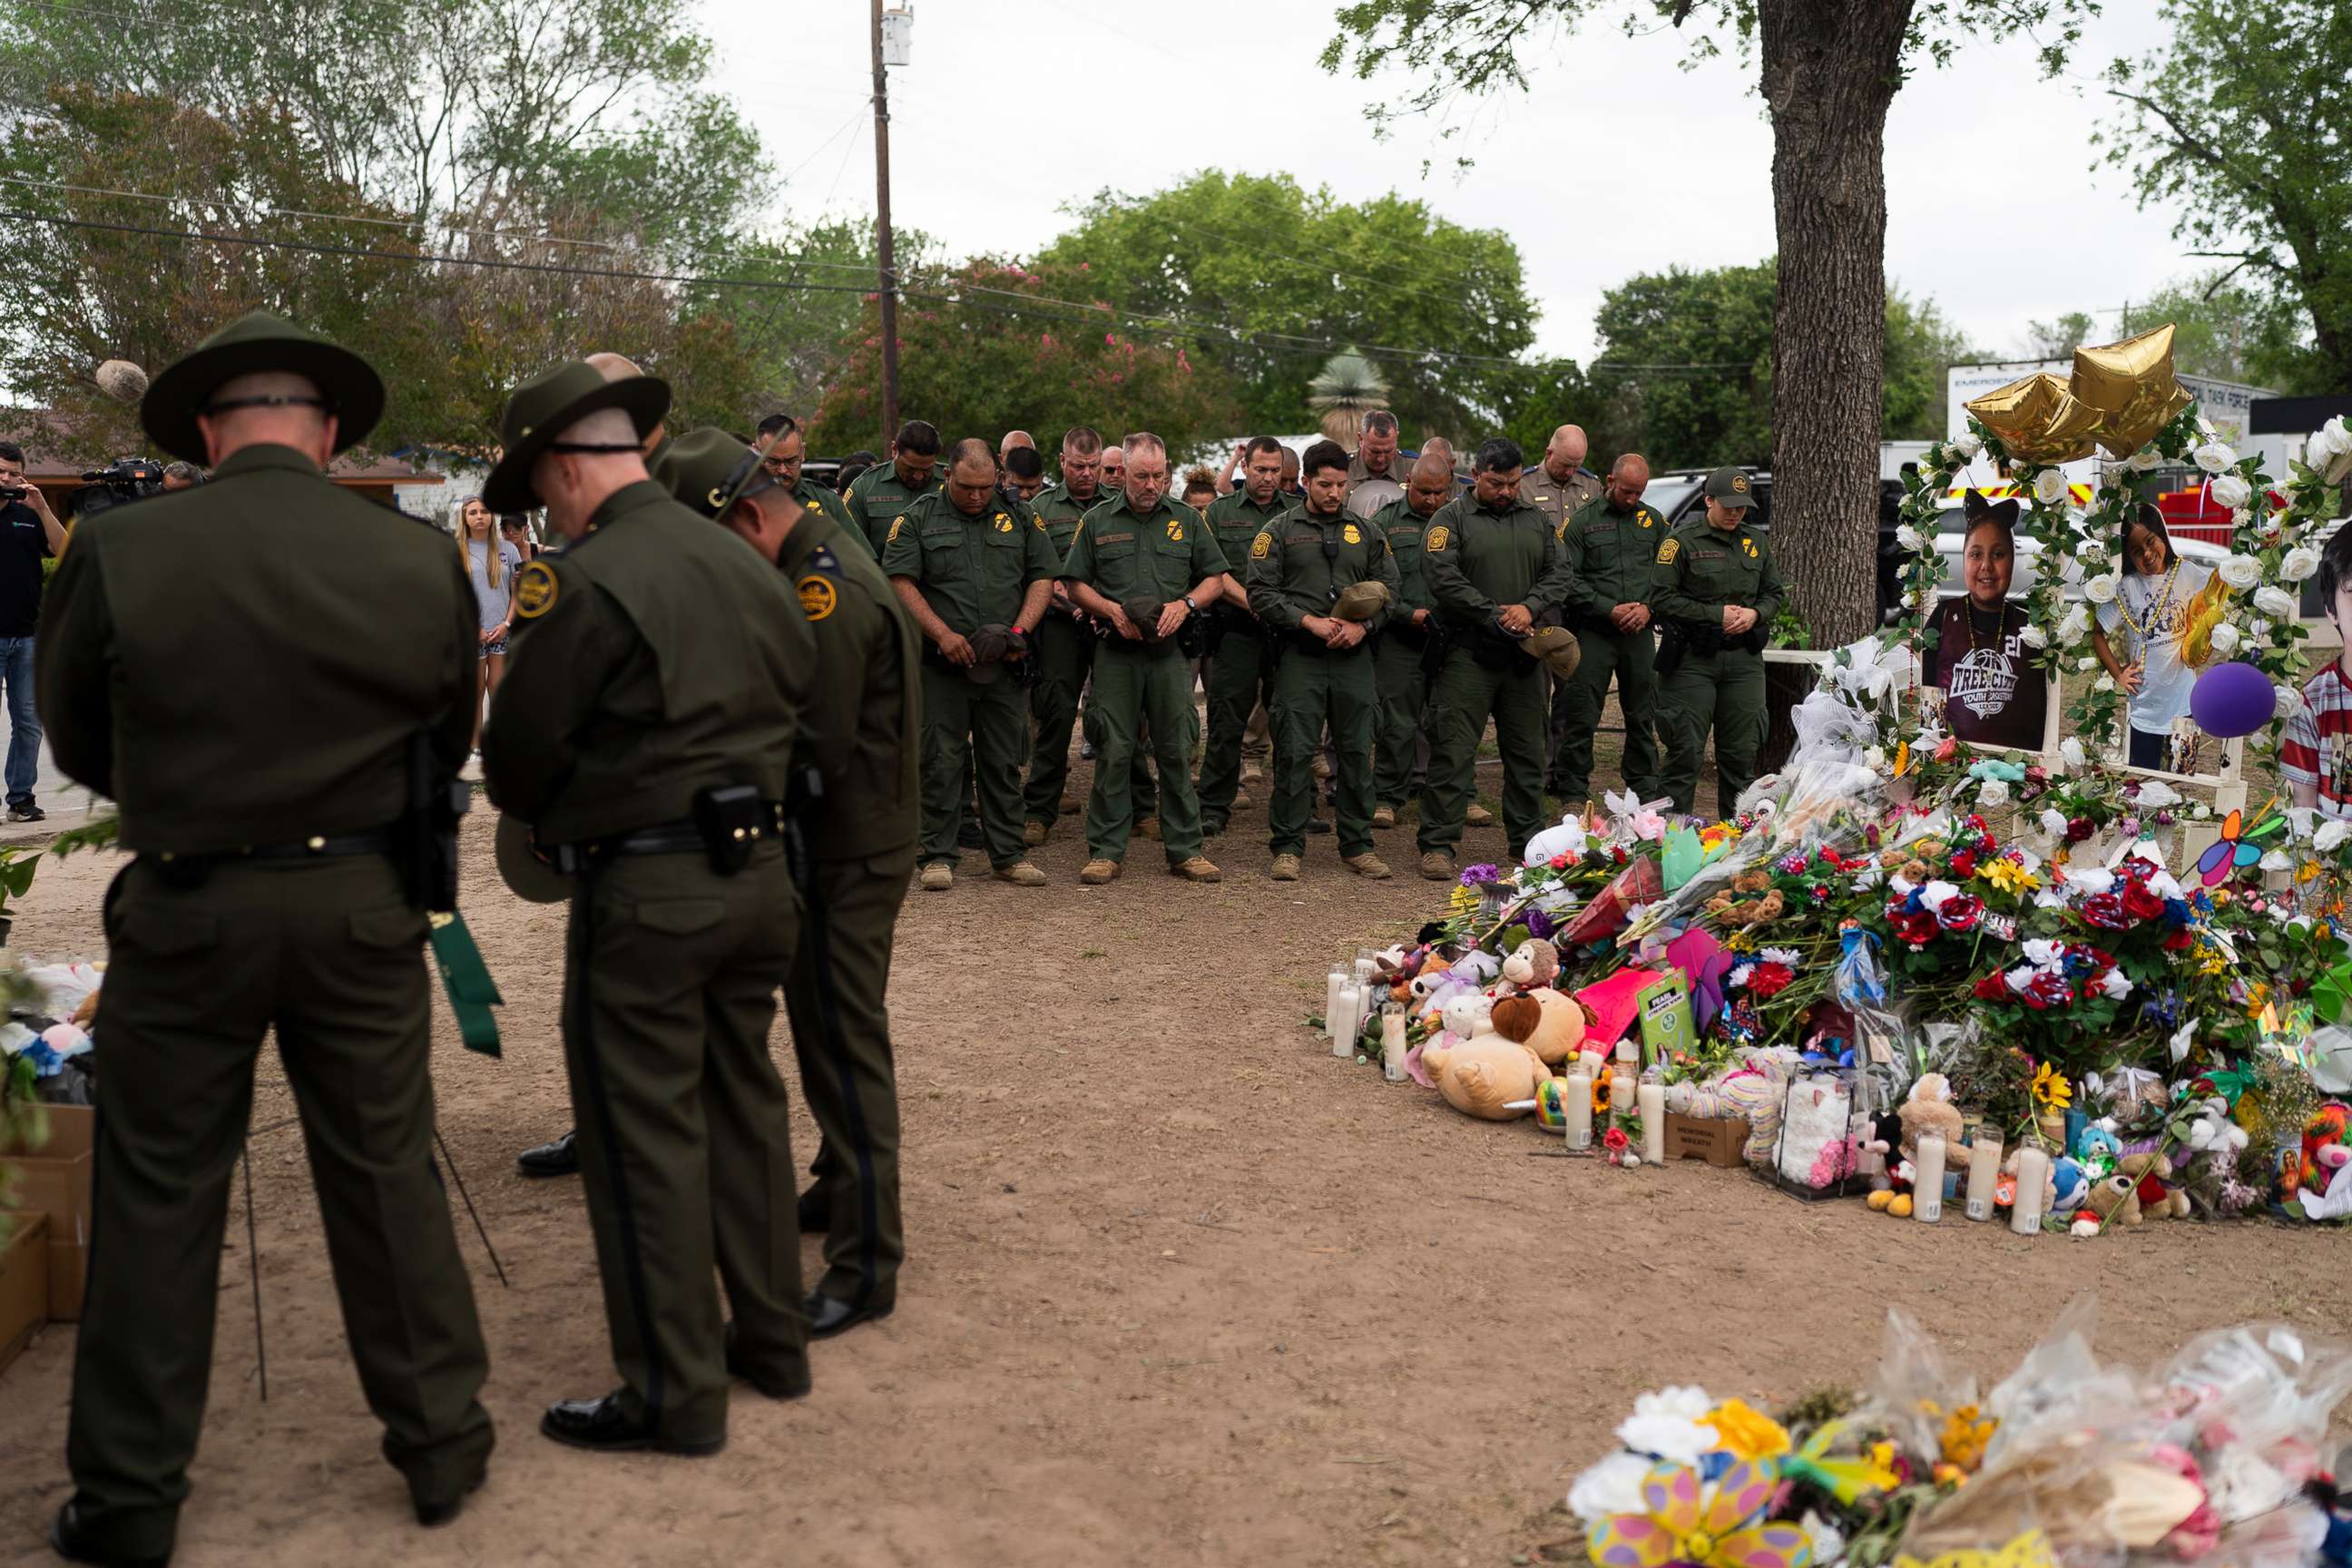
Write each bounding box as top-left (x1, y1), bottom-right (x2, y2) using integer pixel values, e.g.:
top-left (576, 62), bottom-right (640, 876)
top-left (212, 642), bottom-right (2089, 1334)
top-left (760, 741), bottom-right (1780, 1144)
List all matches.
top-left (2072, 1171), bottom-right (2141, 1235)
top-left (1896, 1073), bottom-right (1966, 1165)
top-left (2119, 1151), bottom-right (2190, 1220)
top-left (1419, 1034), bottom-right (1551, 1121)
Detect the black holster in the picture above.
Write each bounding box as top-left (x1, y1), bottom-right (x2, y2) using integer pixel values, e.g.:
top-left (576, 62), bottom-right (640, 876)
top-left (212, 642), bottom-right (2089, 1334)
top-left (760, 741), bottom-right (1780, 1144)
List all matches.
top-left (691, 784), bottom-right (766, 877)
top-left (398, 730), bottom-right (466, 912)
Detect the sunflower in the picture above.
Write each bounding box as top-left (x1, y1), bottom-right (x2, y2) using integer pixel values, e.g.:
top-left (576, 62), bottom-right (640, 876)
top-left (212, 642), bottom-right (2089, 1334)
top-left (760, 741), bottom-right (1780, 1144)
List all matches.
top-left (1592, 1075), bottom-right (1614, 1116)
top-left (2030, 1063), bottom-right (2072, 1112)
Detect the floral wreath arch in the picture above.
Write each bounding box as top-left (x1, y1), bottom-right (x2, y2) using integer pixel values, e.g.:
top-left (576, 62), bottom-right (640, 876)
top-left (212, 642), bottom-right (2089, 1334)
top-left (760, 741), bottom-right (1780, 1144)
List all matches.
top-left (1873, 325), bottom-right (2349, 805)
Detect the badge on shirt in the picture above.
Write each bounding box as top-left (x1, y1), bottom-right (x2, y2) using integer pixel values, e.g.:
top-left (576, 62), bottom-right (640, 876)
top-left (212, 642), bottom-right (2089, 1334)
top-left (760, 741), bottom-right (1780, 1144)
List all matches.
top-left (1741, 537), bottom-right (1759, 558)
top-left (1342, 524), bottom-right (1360, 545)
top-left (1656, 539), bottom-right (1680, 565)
top-left (1426, 525), bottom-right (1450, 553)
top-left (514, 560), bottom-right (559, 618)
top-left (995, 513), bottom-right (1013, 534)
top-left (1165, 517), bottom-right (1184, 543)
top-left (1250, 531), bottom-right (1271, 561)
top-left (799, 574), bottom-right (838, 622)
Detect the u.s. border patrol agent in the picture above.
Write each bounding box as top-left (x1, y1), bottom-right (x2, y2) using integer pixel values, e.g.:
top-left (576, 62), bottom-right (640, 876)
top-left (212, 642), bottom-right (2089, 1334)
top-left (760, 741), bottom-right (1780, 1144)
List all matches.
top-left (655, 428), bottom-right (917, 1340)
top-left (1651, 466), bottom-right (1785, 815)
top-left (480, 362), bottom-right (817, 1455)
top-left (1551, 467), bottom-right (1670, 808)
top-left (37, 309), bottom-right (495, 1559)
top-left (1022, 454), bottom-right (1154, 836)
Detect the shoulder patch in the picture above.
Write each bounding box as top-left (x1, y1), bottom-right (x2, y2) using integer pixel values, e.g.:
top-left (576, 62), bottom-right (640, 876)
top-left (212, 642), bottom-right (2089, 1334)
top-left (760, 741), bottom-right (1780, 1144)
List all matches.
top-left (798, 574), bottom-right (838, 622)
top-left (1250, 530), bottom-right (1272, 561)
top-left (887, 515), bottom-right (906, 545)
top-left (514, 559), bottom-right (559, 619)
top-left (1741, 536), bottom-right (1759, 558)
top-left (1426, 524), bottom-right (1450, 553)
top-left (1656, 538), bottom-right (1681, 565)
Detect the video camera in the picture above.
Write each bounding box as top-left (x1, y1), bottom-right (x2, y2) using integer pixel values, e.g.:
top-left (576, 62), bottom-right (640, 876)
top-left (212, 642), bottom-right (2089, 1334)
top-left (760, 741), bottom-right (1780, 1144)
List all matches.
top-left (72, 456), bottom-right (166, 518)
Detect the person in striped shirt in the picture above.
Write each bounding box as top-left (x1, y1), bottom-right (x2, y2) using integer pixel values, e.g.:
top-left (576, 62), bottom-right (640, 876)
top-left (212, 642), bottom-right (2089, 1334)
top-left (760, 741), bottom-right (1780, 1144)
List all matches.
top-left (2281, 525), bottom-right (2352, 818)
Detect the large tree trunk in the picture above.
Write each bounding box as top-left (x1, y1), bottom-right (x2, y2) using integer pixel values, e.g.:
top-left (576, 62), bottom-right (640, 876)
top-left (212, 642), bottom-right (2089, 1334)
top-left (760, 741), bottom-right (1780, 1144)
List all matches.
top-left (1757, 0), bottom-right (1916, 648)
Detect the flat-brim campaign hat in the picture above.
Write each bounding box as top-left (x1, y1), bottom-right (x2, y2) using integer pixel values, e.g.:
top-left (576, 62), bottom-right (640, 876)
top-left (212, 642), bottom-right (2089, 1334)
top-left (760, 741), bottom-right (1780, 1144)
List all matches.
top-left (141, 309), bottom-right (386, 465)
top-left (495, 814), bottom-right (573, 904)
top-left (482, 360), bottom-right (671, 513)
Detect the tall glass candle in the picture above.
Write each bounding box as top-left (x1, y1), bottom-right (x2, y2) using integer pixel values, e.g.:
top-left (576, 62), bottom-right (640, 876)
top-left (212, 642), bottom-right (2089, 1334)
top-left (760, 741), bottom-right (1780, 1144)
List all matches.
top-left (2010, 1145), bottom-right (2049, 1235)
top-left (1380, 1010), bottom-right (1407, 1082)
top-left (1611, 1070), bottom-right (1634, 1132)
top-left (1914, 1133), bottom-right (1946, 1222)
top-left (1638, 1083), bottom-right (1666, 1163)
top-left (1333, 985), bottom-right (1361, 1057)
top-left (1965, 1134), bottom-right (2004, 1222)
top-left (1564, 1072), bottom-right (1592, 1150)
top-left (1323, 968), bottom-right (1346, 1040)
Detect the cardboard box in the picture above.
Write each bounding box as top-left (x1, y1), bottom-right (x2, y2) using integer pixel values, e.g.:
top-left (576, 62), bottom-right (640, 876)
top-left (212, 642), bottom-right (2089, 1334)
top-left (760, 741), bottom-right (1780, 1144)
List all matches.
top-left (1665, 1112), bottom-right (1750, 1170)
top-left (0, 1212), bottom-right (50, 1378)
top-left (2, 1103), bottom-right (93, 1320)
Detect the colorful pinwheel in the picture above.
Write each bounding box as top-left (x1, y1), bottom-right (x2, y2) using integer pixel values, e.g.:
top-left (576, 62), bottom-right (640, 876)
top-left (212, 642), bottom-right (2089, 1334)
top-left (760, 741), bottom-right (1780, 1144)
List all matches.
top-left (1588, 1459), bottom-right (1809, 1568)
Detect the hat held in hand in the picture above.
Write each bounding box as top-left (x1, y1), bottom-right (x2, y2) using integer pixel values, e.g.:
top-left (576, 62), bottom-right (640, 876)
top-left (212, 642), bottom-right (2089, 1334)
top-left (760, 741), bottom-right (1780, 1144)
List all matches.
top-left (965, 622), bottom-right (1019, 683)
top-left (1520, 625), bottom-right (1582, 681)
top-left (1122, 597), bottom-right (1169, 644)
top-left (1331, 580), bottom-right (1390, 623)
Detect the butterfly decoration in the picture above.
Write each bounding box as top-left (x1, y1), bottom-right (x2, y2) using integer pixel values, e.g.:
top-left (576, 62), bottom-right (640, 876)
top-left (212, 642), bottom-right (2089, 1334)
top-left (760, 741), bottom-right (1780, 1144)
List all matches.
top-left (1589, 1459), bottom-right (1810, 1568)
top-left (2194, 803), bottom-right (2285, 887)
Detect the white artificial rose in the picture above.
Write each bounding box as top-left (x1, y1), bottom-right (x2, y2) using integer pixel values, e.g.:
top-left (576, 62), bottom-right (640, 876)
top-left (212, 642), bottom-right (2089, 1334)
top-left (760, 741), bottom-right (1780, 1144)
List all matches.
top-left (2193, 802), bottom-right (2211, 820)
top-left (2060, 736), bottom-right (2088, 769)
top-left (2260, 848), bottom-right (2293, 873)
top-left (2020, 622), bottom-right (2049, 650)
top-left (2209, 622), bottom-right (2243, 656)
top-left (2309, 417), bottom-right (2352, 485)
top-left (1864, 744), bottom-right (1886, 770)
top-left (2281, 544), bottom-right (2320, 582)
top-left (2057, 603), bottom-right (2092, 645)
top-left (1896, 524), bottom-right (1927, 553)
top-left (2084, 573), bottom-right (2121, 604)
top-left (2210, 474), bottom-right (2253, 511)
top-left (2135, 780), bottom-right (2181, 807)
top-left (2039, 808), bottom-right (2069, 838)
top-left (2317, 819), bottom-right (2352, 854)
top-left (2193, 440), bottom-right (2239, 475)
top-left (1920, 879), bottom-right (1960, 911)
top-left (2033, 468), bottom-right (2070, 505)
top-left (1567, 1453), bottom-right (1654, 1524)
top-left (1617, 1387), bottom-right (1718, 1465)
top-left (2218, 553), bottom-right (2263, 590)
top-left (1978, 778), bottom-right (2011, 808)
top-left (2078, 655), bottom-right (2098, 672)
top-left (2128, 448), bottom-right (2163, 472)
top-left (2277, 685), bottom-right (2306, 720)
top-left (1955, 433), bottom-right (1983, 461)
top-left (2094, 673), bottom-right (2116, 692)
top-left (2078, 538), bottom-right (2109, 565)
top-left (2255, 585), bottom-right (2300, 619)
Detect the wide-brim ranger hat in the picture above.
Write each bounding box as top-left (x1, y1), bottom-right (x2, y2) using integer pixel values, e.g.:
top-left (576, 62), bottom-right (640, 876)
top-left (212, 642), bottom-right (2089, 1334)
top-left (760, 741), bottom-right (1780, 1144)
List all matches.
top-left (495, 813), bottom-right (573, 904)
top-left (481, 360), bottom-right (671, 513)
top-left (1332, 580), bottom-right (1391, 622)
top-left (650, 426), bottom-right (773, 519)
top-left (140, 309), bottom-right (387, 465)
top-left (1519, 624), bottom-right (1583, 681)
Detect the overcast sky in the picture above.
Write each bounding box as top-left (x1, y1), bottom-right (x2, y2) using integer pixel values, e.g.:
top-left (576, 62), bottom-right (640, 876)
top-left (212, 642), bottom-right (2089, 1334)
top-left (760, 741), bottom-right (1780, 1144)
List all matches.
top-left (703, 0), bottom-right (2190, 368)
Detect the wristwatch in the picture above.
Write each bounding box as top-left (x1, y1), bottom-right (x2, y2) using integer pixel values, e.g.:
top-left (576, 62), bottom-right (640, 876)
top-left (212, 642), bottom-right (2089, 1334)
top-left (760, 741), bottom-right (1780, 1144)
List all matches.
top-left (1181, 594), bottom-right (1196, 612)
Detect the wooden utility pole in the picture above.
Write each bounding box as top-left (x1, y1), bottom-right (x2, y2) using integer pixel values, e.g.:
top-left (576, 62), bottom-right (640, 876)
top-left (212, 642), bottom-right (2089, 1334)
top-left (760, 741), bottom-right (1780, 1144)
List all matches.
top-left (870, 0), bottom-right (900, 449)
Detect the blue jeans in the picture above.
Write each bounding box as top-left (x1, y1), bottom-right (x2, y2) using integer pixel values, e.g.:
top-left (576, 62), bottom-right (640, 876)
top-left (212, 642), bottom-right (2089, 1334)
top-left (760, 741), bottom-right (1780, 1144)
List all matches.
top-left (2, 634), bottom-right (38, 806)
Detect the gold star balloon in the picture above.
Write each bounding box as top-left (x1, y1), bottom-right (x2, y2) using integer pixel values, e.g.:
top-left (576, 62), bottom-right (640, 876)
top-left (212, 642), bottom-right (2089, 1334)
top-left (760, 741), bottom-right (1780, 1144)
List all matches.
top-left (1965, 372), bottom-right (2102, 465)
top-left (2071, 324), bottom-right (2194, 458)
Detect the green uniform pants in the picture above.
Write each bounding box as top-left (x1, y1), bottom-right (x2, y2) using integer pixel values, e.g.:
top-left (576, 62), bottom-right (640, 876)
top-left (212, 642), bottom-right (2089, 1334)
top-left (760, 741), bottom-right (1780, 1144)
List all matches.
top-left (919, 662), bottom-right (1029, 870)
top-left (1417, 649), bottom-right (1549, 858)
top-left (1552, 625), bottom-right (1662, 808)
top-left (1373, 631), bottom-right (1430, 810)
top-left (66, 857), bottom-right (492, 1561)
top-left (564, 845), bottom-right (805, 1446)
top-left (1084, 641), bottom-right (1202, 864)
top-left (1198, 624), bottom-right (1272, 830)
top-left (1027, 616), bottom-right (1152, 822)
top-left (1659, 647), bottom-right (1767, 816)
top-left (785, 842), bottom-right (914, 1310)
top-left (1271, 643), bottom-right (1377, 857)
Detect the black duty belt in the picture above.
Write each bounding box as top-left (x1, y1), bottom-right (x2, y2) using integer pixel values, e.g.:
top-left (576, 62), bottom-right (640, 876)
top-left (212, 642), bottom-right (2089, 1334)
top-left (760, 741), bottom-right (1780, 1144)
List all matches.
top-left (577, 799), bottom-right (794, 862)
top-left (154, 829), bottom-right (393, 868)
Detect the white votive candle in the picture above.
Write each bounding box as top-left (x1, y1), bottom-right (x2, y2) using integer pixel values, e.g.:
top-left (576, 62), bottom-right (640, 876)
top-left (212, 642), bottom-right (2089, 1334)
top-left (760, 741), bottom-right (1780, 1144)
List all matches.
top-left (1965, 1134), bottom-right (2003, 1222)
top-left (1564, 1073), bottom-right (1592, 1150)
top-left (1323, 968), bottom-right (1346, 1040)
top-left (2010, 1145), bottom-right (2049, 1235)
top-left (1380, 1010), bottom-right (1407, 1082)
top-left (1914, 1132), bottom-right (1946, 1222)
top-left (1333, 985), bottom-right (1361, 1057)
top-left (1639, 1083), bottom-right (1666, 1164)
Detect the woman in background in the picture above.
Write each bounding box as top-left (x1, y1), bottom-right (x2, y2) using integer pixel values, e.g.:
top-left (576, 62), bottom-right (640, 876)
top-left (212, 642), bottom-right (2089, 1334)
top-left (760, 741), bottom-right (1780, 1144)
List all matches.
top-left (457, 496), bottom-right (520, 754)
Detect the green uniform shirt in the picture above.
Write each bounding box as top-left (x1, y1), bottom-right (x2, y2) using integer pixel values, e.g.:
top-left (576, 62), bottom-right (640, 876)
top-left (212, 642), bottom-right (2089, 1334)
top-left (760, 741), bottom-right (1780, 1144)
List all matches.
top-left (35, 442), bottom-right (477, 855)
top-left (1650, 515), bottom-right (1787, 632)
top-left (793, 475), bottom-right (857, 536)
top-left (842, 460), bottom-right (942, 555)
top-left (1365, 495), bottom-right (1442, 614)
top-left (779, 511), bottom-right (919, 859)
top-left (1419, 492), bottom-right (1574, 630)
top-left (877, 490), bottom-right (1059, 636)
top-left (1056, 493), bottom-right (1224, 605)
top-left (1203, 488), bottom-right (1291, 575)
top-left (1520, 466), bottom-right (1605, 536)
top-left (482, 479), bottom-right (813, 843)
top-left (1560, 494), bottom-right (1671, 624)
top-left (1244, 505), bottom-right (1403, 634)
top-left (1030, 480), bottom-right (1112, 560)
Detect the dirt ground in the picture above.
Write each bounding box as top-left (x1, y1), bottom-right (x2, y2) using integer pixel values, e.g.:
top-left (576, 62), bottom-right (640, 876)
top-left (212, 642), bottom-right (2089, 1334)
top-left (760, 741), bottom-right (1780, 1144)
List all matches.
top-left (2, 740), bottom-right (2347, 1568)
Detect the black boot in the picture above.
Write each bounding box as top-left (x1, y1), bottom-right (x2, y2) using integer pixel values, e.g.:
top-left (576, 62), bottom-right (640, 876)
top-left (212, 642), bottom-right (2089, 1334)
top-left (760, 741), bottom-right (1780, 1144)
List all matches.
top-left (514, 1130), bottom-right (579, 1178)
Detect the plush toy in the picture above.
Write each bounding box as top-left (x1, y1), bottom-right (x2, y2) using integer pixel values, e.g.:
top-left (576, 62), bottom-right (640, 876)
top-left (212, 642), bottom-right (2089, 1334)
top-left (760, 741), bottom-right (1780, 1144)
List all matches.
top-left (1498, 938), bottom-right (1562, 995)
top-left (2073, 1122), bottom-right (2123, 1181)
top-left (2292, 1104), bottom-right (2352, 1220)
top-left (1523, 813), bottom-right (1590, 868)
top-left (1419, 1034), bottom-right (1550, 1121)
top-left (1451, 949), bottom-right (1503, 989)
top-left (2119, 1151), bottom-right (2190, 1220)
top-left (2051, 1156), bottom-right (2091, 1216)
top-left (1487, 994), bottom-right (1544, 1049)
top-left (1896, 1073), bottom-right (1966, 1165)
top-left (1777, 1074), bottom-right (1854, 1191)
top-left (1862, 1112), bottom-right (1913, 1217)
top-left (1519, 987), bottom-right (1587, 1065)
top-left (2071, 1171), bottom-right (2143, 1236)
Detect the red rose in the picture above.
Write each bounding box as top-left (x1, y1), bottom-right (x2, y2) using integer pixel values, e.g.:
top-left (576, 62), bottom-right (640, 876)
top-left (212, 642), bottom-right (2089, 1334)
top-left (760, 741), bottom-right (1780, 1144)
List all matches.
top-left (1891, 909), bottom-right (1938, 947)
top-left (2025, 971), bottom-right (2073, 1009)
top-left (2066, 817), bottom-right (2094, 842)
top-left (1950, 851), bottom-right (1978, 878)
top-left (2163, 926), bottom-right (2195, 952)
top-left (1749, 962), bottom-right (1797, 998)
top-left (1550, 854), bottom-right (1571, 871)
top-left (2122, 881), bottom-right (2165, 921)
top-left (1973, 972), bottom-right (2010, 1002)
top-left (1602, 1127), bottom-right (1630, 1152)
top-left (2081, 892), bottom-right (2131, 930)
top-left (1936, 893), bottom-right (1984, 933)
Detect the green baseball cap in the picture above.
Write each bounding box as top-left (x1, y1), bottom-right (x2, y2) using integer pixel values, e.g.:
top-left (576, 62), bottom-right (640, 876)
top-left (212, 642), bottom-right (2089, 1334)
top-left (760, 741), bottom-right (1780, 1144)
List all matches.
top-left (1704, 467), bottom-right (1758, 509)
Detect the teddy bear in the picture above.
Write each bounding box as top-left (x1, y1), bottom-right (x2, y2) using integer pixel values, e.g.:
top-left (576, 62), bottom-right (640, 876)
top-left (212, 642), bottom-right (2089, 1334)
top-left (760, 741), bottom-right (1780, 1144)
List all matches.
top-left (1404, 991), bottom-right (1489, 1088)
top-left (2072, 1171), bottom-right (2141, 1236)
top-left (1495, 987), bottom-right (1585, 1065)
top-left (1896, 1073), bottom-right (1965, 1166)
top-left (2119, 1151), bottom-right (2190, 1220)
top-left (1862, 1112), bottom-right (1914, 1217)
top-left (2291, 1104), bottom-right (2351, 1220)
top-left (1498, 937), bottom-right (1562, 995)
top-left (1418, 1032), bottom-right (1551, 1121)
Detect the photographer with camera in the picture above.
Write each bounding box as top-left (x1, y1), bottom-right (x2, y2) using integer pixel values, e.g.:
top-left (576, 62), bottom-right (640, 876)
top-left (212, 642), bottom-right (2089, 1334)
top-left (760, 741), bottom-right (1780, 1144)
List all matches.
top-left (0, 442), bottom-right (67, 821)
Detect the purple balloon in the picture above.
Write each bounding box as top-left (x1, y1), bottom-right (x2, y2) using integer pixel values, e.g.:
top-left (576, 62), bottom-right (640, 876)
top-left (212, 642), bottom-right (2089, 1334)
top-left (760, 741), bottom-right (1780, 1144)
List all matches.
top-left (2189, 661), bottom-right (2274, 740)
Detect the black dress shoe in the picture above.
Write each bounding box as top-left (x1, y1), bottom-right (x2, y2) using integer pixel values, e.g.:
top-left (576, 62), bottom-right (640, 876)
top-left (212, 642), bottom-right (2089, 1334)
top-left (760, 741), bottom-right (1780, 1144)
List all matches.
top-left (723, 1322), bottom-right (813, 1400)
top-left (50, 1501), bottom-right (171, 1568)
top-left (539, 1395), bottom-right (723, 1456)
top-left (796, 1187), bottom-right (828, 1233)
top-left (806, 1290), bottom-right (895, 1340)
top-left (514, 1130), bottom-right (579, 1178)
top-left (1305, 817), bottom-right (1333, 835)
top-left (410, 1458), bottom-right (488, 1528)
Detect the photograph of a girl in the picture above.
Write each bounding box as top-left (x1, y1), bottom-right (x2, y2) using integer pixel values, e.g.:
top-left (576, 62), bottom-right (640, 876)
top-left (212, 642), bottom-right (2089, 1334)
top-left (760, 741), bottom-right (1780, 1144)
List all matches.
top-left (2092, 502), bottom-right (2214, 771)
top-left (1919, 490), bottom-right (2049, 751)
top-left (458, 495), bottom-right (521, 755)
